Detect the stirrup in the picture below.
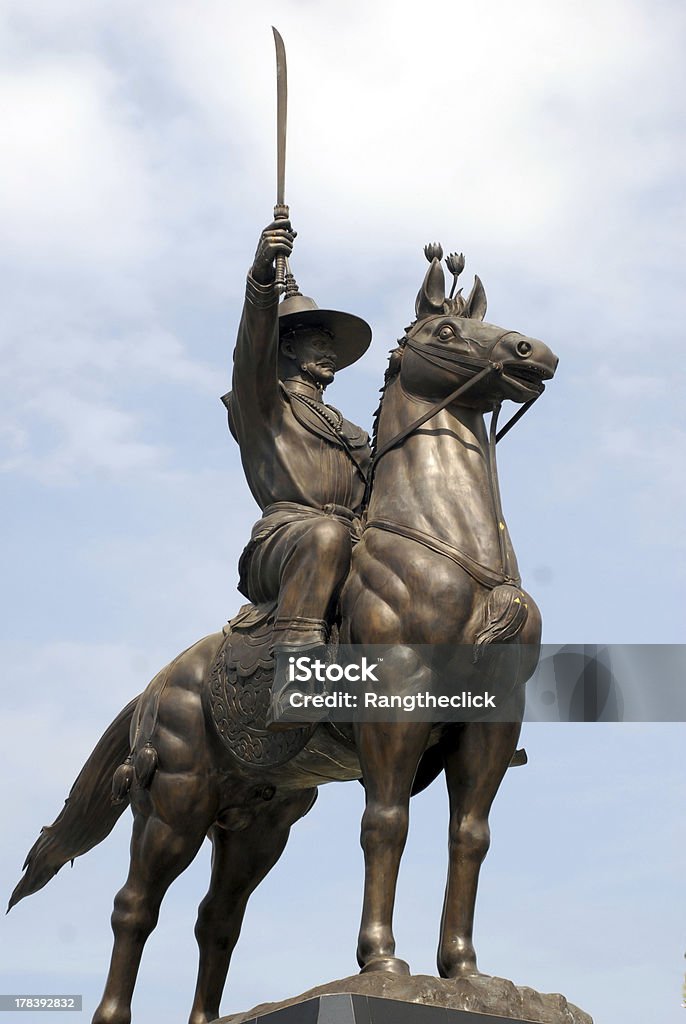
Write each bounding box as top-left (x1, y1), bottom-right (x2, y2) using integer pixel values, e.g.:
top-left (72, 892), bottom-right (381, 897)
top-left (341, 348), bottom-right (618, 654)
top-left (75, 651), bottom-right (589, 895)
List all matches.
top-left (265, 684), bottom-right (325, 732)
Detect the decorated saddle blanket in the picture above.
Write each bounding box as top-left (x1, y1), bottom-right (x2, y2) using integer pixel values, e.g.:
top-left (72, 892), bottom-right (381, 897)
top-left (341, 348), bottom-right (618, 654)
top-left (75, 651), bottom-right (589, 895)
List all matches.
top-left (208, 602), bottom-right (315, 768)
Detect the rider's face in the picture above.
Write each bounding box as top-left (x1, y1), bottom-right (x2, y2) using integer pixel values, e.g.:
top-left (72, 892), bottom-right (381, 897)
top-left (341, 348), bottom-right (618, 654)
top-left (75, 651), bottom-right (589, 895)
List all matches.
top-left (281, 329), bottom-right (338, 387)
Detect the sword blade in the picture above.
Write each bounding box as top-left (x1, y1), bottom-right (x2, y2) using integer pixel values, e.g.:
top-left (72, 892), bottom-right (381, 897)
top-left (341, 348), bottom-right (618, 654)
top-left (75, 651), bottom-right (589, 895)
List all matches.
top-left (272, 26), bottom-right (287, 207)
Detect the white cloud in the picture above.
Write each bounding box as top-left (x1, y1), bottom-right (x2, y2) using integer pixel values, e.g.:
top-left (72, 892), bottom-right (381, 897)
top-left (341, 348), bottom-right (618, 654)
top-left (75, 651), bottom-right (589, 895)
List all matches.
top-left (0, 57), bottom-right (157, 268)
top-left (1, 0), bottom-right (683, 488)
top-left (144, 0), bottom-right (685, 281)
top-left (10, 390), bottom-right (164, 479)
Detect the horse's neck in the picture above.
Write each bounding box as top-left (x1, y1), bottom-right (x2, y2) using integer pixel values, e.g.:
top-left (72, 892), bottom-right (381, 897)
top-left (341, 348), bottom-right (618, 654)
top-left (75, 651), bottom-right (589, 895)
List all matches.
top-left (369, 377), bottom-right (518, 576)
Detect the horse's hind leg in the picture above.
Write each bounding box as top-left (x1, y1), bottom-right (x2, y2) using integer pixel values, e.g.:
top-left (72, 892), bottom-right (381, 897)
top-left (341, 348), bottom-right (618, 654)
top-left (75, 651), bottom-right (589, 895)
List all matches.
top-left (92, 806), bottom-right (209, 1024)
top-left (189, 789), bottom-right (317, 1024)
top-left (437, 716), bottom-right (521, 979)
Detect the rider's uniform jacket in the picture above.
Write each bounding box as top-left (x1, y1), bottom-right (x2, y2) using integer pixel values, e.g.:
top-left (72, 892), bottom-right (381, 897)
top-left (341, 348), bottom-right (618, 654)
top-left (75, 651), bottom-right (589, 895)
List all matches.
top-left (223, 272), bottom-right (370, 601)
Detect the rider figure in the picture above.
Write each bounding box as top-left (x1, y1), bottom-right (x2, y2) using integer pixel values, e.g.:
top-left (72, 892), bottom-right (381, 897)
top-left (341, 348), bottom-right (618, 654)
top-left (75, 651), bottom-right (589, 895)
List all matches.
top-left (223, 219), bottom-right (372, 728)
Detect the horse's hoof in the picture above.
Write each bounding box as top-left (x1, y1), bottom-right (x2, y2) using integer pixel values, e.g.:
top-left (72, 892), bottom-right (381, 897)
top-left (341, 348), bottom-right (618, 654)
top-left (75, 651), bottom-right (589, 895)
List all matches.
top-left (360, 956), bottom-right (410, 976)
top-left (440, 963), bottom-right (484, 980)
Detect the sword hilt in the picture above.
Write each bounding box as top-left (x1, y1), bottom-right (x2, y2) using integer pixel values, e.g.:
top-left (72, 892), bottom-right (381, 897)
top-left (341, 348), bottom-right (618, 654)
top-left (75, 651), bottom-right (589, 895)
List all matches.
top-left (273, 203), bottom-right (289, 292)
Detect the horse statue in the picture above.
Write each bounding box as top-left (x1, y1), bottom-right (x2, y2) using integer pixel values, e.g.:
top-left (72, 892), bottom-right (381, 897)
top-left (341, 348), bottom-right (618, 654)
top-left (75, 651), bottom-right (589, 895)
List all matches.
top-left (9, 244), bottom-right (558, 1024)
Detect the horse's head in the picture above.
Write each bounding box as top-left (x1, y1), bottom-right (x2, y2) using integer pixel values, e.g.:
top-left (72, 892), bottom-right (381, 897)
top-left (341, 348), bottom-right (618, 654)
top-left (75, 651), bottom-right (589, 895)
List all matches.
top-left (397, 244), bottom-right (558, 409)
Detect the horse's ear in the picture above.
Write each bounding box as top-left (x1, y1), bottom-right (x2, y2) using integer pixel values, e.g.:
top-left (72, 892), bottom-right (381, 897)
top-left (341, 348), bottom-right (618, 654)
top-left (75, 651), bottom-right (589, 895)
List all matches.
top-left (464, 275), bottom-right (487, 321)
top-left (415, 259), bottom-right (446, 319)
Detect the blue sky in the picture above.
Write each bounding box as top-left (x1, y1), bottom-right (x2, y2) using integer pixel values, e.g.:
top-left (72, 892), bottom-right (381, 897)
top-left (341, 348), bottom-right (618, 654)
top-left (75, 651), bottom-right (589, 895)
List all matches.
top-left (1, 1), bottom-right (684, 1022)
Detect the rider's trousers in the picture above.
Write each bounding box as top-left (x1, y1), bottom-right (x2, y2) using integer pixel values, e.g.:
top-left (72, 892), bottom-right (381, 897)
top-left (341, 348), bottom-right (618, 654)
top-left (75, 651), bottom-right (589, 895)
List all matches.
top-left (238, 502), bottom-right (362, 652)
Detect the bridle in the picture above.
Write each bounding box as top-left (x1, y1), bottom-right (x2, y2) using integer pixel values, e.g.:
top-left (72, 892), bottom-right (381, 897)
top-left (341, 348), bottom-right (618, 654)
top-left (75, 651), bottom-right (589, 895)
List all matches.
top-left (366, 334), bottom-right (541, 499)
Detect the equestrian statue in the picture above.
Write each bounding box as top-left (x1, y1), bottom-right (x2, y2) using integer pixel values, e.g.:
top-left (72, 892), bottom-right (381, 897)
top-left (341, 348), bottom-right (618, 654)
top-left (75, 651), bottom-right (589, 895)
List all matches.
top-left (8, 26), bottom-right (563, 1024)
top-left (9, 224), bottom-right (558, 1024)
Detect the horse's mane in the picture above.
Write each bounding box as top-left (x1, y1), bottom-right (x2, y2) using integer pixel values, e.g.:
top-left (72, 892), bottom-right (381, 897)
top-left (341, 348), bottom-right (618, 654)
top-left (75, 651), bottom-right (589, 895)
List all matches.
top-left (371, 339), bottom-right (406, 456)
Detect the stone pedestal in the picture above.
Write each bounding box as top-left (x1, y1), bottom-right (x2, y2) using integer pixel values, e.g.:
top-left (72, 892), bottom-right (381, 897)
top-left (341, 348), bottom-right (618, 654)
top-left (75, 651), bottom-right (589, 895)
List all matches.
top-left (219, 974), bottom-right (593, 1024)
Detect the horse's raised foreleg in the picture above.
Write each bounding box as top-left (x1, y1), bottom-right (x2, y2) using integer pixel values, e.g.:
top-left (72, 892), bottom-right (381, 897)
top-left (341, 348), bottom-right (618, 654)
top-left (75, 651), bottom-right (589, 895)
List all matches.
top-left (437, 715), bottom-right (521, 978)
top-left (92, 796), bottom-right (211, 1024)
top-left (355, 721), bottom-right (432, 975)
top-left (189, 789), bottom-right (317, 1024)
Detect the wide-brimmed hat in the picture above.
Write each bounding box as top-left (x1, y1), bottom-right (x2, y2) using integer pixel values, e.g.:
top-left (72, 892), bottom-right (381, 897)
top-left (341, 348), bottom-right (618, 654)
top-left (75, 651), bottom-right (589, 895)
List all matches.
top-left (278, 291), bottom-right (371, 370)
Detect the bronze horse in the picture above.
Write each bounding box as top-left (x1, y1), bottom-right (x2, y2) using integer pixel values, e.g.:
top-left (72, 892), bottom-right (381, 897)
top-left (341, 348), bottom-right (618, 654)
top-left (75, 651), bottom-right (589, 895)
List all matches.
top-left (10, 248), bottom-right (557, 1024)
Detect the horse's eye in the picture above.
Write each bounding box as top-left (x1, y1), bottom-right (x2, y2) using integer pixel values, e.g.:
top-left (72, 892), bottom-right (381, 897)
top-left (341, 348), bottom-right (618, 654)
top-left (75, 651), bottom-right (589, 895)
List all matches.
top-left (437, 325), bottom-right (455, 342)
top-left (515, 339), bottom-right (533, 358)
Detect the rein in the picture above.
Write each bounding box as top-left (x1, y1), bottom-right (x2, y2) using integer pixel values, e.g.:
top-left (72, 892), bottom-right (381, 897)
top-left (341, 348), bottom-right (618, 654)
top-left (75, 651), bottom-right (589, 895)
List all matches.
top-left (495, 394), bottom-right (540, 442)
top-left (369, 334), bottom-right (542, 490)
top-left (366, 359), bottom-right (498, 500)
top-left (400, 336), bottom-right (542, 445)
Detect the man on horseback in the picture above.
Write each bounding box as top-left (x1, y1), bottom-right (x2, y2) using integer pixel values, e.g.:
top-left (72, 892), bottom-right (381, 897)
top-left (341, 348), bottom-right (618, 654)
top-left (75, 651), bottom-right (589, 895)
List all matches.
top-left (223, 219), bottom-right (372, 728)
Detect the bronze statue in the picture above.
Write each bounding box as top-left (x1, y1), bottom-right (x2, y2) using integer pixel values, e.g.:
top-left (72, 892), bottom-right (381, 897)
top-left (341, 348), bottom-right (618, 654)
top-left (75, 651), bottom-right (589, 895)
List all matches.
top-left (223, 218), bottom-right (371, 728)
top-left (8, 235), bottom-right (558, 1023)
top-left (8, 28), bottom-right (567, 1024)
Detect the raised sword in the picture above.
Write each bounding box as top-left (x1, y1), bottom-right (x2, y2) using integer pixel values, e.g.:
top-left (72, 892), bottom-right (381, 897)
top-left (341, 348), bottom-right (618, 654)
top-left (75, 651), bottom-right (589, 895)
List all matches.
top-left (272, 26), bottom-right (289, 291)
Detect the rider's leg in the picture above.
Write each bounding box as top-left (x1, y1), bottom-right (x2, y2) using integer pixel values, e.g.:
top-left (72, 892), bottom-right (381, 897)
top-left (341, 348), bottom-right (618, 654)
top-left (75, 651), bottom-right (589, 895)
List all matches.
top-left (248, 517), bottom-right (352, 728)
top-left (272, 516), bottom-right (352, 649)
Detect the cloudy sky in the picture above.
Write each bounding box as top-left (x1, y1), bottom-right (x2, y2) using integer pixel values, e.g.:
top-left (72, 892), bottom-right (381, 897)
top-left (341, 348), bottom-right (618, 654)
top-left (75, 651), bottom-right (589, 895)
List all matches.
top-left (1, 1), bottom-right (684, 1023)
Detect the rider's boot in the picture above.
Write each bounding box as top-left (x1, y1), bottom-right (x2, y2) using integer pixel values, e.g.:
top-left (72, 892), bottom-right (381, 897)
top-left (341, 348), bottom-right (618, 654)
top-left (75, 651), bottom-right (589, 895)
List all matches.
top-left (265, 648), bottom-right (328, 732)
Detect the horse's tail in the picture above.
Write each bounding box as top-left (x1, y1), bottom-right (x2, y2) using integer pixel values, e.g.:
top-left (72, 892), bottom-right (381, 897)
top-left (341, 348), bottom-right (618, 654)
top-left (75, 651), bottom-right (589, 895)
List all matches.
top-left (473, 583), bottom-right (529, 662)
top-left (7, 694), bottom-right (140, 912)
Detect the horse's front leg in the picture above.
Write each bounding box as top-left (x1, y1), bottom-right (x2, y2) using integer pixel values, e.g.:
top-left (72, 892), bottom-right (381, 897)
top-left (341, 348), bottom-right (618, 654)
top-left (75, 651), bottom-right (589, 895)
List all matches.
top-left (437, 707), bottom-right (522, 979)
top-left (355, 719), bottom-right (432, 975)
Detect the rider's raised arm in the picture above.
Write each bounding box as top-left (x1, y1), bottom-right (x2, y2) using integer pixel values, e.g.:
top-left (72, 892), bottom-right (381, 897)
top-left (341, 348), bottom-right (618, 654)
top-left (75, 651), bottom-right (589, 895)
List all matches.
top-left (223, 221), bottom-right (295, 435)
